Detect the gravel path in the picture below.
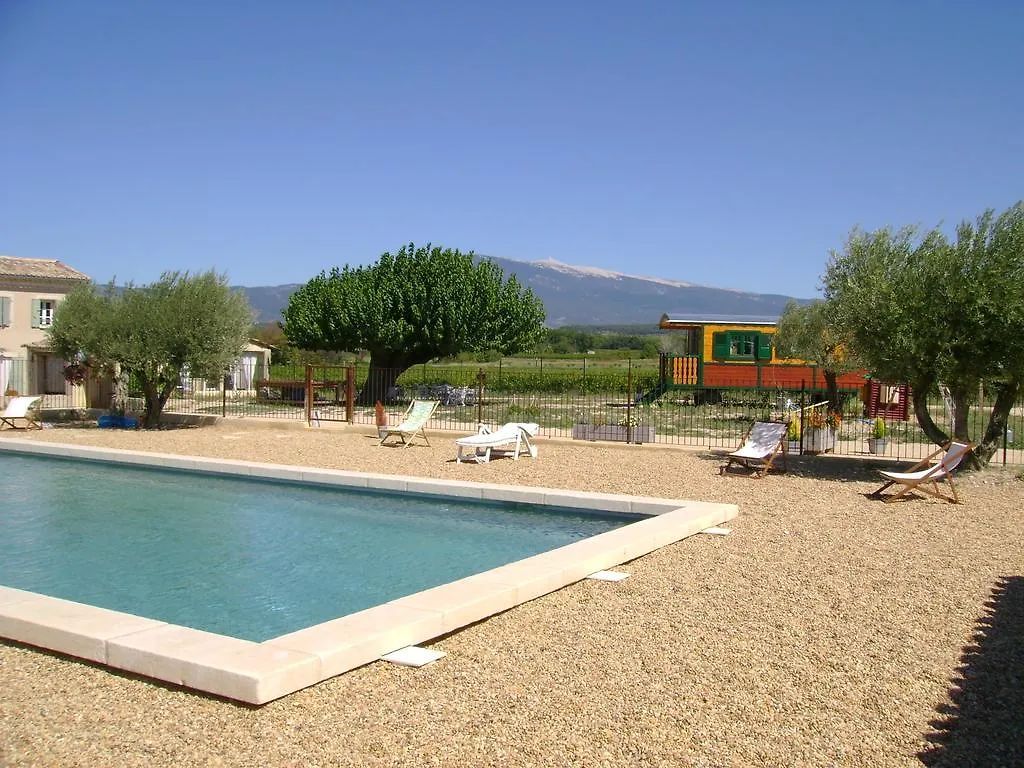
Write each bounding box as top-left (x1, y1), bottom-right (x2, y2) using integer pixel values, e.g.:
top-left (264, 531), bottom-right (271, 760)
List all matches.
top-left (1, 421), bottom-right (1022, 767)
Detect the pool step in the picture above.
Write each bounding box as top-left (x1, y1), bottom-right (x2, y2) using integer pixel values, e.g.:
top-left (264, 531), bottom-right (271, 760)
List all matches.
top-left (380, 645), bottom-right (446, 668)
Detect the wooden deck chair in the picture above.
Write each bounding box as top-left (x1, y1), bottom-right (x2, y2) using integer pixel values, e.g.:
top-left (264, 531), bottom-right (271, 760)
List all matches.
top-left (379, 399), bottom-right (440, 447)
top-left (870, 441), bottom-right (972, 504)
top-left (720, 421), bottom-right (789, 478)
top-left (0, 395), bottom-right (42, 430)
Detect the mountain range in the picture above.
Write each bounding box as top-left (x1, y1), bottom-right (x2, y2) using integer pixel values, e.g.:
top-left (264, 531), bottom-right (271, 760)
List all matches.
top-left (240, 256), bottom-right (801, 329)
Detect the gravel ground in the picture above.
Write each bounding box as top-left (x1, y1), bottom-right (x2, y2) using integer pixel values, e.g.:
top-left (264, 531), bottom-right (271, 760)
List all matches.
top-left (1, 421), bottom-right (1022, 768)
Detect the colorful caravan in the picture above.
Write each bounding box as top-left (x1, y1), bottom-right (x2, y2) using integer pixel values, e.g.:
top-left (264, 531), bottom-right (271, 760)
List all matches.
top-left (647, 313), bottom-right (868, 402)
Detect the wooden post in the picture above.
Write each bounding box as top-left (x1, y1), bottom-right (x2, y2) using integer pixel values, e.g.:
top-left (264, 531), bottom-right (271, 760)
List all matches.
top-left (476, 368), bottom-right (485, 426)
top-left (626, 359), bottom-right (633, 444)
top-left (345, 365), bottom-right (355, 422)
top-left (305, 364), bottom-right (313, 425)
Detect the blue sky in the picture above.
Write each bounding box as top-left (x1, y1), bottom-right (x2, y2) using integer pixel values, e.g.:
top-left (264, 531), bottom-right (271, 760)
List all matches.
top-left (1, 1), bottom-right (1021, 299)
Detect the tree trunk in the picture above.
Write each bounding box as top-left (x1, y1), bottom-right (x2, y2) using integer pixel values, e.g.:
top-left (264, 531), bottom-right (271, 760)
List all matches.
top-left (355, 352), bottom-right (415, 406)
top-left (912, 377), bottom-right (949, 447)
top-left (109, 371), bottom-right (127, 416)
top-left (974, 378), bottom-right (1021, 465)
top-left (141, 377), bottom-right (178, 428)
top-left (824, 370), bottom-right (841, 415)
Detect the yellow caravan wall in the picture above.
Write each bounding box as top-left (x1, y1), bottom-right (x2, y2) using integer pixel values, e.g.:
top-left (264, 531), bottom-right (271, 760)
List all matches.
top-left (700, 323), bottom-right (802, 365)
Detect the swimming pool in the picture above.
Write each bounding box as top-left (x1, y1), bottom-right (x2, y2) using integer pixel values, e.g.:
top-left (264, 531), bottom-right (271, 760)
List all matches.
top-left (1, 453), bottom-right (635, 642)
top-left (0, 439), bottom-right (738, 704)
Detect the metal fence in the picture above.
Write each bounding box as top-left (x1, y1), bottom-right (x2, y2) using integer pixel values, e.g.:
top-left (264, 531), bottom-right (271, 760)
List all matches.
top-left (4, 359), bottom-right (1021, 466)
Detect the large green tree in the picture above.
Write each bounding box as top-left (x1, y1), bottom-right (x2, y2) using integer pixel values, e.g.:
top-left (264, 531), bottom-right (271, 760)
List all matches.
top-left (49, 271), bottom-right (253, 428)
top-left (773, 299), bottom-right (862, 414)
top-left (823, 203), bottom-right (1024, 465)
top-left (284, 243), bottom-right (546, 402)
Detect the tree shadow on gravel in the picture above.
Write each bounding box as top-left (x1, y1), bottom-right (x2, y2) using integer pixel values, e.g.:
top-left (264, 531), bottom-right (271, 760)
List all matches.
top-left (702, 451), bottom-right (896, 483)
top-left (919, 576), bottom-right (1024, 766)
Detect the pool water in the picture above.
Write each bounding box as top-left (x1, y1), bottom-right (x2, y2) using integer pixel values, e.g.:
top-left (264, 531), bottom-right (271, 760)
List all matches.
top-left (0, 454), bottom-right (634, 641)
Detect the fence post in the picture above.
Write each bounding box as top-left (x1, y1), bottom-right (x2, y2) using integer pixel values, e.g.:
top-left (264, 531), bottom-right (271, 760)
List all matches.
top-left (305, 364), bottom-right (313, 426)
top-left (345, 365), bottom-right (355, 422)
top-left (498, 358), bottom-right (502, 387)
top-left (626, 359), bottom-right (633, 444)
top-left (221, 376), bottom-right (227, 418)
top-left (798, 381), bottom-right (806, 455)
top-left (476, 368), bottom-right (485, 426)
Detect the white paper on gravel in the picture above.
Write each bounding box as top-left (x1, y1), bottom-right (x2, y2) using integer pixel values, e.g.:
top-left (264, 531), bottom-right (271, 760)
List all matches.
top-left (586, 570), bottom-right (630, 582)
top-left (701, 527), bottom-right (731, 535)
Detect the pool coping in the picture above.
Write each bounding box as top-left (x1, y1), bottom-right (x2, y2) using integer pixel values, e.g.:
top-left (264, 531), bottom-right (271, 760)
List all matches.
top-left (0, 438), bottom-right (738, 705)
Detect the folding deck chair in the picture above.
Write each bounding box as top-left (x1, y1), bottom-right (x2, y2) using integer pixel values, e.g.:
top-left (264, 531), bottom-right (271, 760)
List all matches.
top-left (720, 421), bottom-right (789, 478)
top-left (869, 441), bottom-right (972, 503)
top-left (455, 422), bottom-right (539, 463)
top-left (0, 395), bottom-right (42, 430)
top-left (379, 399), bottom-right (440, 447)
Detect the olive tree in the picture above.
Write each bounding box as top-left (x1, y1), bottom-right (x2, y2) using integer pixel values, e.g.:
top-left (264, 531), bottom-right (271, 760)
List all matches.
top-left (823, 203), bottom-right (1024, 465)
top-left (48, 271), bottom-right (253, 428)
top-left (284, 243), bottom-right (546, 402)
top-left (773, 299), bottom-right (862, 414)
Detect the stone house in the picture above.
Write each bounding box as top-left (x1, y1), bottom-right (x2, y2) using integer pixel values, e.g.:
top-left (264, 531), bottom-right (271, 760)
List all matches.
top-left (0, 255), bottom-right (91, 399)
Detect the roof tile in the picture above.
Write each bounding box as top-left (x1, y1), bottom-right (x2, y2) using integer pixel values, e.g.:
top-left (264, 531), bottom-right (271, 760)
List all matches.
top-left (0, 256), bottom-right (91, 281)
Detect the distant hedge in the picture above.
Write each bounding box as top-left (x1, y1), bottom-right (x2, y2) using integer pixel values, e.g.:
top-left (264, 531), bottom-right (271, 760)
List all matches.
top-left (269, 363), bottom-right (660, 396)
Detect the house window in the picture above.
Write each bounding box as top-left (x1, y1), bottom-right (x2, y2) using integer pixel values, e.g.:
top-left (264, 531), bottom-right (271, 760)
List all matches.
top-left (32, 299), bottom-right (56, 328)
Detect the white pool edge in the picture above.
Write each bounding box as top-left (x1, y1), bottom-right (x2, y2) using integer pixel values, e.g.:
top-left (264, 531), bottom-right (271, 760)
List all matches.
top-left (0, 438), bottom-right (738, 705)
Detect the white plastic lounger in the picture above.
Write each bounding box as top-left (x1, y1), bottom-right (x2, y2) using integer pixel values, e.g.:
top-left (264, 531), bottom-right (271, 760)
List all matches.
top-left (455, 422), bottom-right (540, 464)
top-left (0, 395), bottom-right (42, 430)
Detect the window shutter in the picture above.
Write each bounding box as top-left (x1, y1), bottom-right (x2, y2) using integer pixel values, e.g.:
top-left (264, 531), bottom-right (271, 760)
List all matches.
top-left (757, 333), bottom-right (773, 361)
top-left (31, 299), bottom-right (42, 328)
top-left (0, 297), bottom-right (10, 326)
top-left (711, 331), bottom-right (730, 360)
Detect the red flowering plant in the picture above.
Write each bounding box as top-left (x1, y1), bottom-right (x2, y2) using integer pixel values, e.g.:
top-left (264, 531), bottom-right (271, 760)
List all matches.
top-left (63, 361), bottom-right (89, 386)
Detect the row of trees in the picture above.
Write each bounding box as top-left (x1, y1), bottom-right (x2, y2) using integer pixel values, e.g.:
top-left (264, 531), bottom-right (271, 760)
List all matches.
top-left (47, 210), bottom-right (1022, 469)
top-left (775, 202), bottom-right (1023, 465)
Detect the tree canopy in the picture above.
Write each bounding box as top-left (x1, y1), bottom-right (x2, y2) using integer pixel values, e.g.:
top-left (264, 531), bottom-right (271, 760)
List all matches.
top-left (283, 243), bottom-right (546, 400)
top-left (48, 271), bottom-right (253, 427)
top-left (823, 202), bottom-right (1024, 464)
top-left (773, 299), bottom-right (861, 414)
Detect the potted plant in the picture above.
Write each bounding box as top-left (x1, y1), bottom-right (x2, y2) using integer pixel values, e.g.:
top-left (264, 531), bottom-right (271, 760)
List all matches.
top-left (867, 417), bottom-right (888, 454)
top-left (785, 417), bottom-right (801, 454)
top-left (802, 408), bottom-right (839, 454)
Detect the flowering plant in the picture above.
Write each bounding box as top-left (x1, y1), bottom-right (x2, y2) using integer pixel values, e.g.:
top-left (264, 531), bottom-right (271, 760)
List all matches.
top-left (805, 408), bottom-right (841, 430)
top-left (63, 362), bottom-right (89, 386)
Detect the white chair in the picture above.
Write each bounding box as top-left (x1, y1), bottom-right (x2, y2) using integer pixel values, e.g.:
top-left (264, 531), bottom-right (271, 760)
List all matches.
top-left (870, 441), bottom-right (972, 503)
top-left (0, 395), bottom-right (43, 430)
top-left (455, 422), bottom-right (540, 463)
top-left (720, 421), bottom-right (789, 477)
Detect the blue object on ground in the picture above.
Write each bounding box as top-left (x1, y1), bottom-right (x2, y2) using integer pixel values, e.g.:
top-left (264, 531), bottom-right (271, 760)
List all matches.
top-left (97, 415), bottom-right (139, 429)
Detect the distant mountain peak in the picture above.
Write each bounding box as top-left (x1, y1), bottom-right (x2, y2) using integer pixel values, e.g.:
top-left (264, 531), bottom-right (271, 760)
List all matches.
top-left (239, 255), bottom-right (799, 327)
top-left (484, 254), bottom-right (749, 293)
